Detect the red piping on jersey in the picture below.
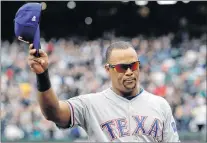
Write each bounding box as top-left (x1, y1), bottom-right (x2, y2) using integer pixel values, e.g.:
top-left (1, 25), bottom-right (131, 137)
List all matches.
top-left (67, 101), bottom-right (75, 128)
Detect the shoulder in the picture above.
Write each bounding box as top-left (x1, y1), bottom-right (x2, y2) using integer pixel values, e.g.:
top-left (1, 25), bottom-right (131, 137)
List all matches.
top-left (144, 90), bottom-right (171, 112)
top-left (69, 88), bottom-right (108, 102)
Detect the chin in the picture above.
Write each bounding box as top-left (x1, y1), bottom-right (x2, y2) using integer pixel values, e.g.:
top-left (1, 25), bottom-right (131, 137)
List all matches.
top-left (124, 83), bottom-right (136, 89)
top-left (122, 85), bottom-right (136, 93)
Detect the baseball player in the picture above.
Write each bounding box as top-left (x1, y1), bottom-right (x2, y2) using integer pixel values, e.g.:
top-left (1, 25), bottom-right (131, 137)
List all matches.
top-left (28, 41), bottom-right (180, 142)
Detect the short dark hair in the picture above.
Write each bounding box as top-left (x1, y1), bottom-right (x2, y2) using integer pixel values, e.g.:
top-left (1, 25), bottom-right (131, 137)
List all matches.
top-left (105, 41), bottom-right (134, 63)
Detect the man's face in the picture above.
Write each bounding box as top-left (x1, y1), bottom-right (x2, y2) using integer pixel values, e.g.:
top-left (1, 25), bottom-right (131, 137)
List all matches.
top-left (105, 48), bottom-right (139, 93)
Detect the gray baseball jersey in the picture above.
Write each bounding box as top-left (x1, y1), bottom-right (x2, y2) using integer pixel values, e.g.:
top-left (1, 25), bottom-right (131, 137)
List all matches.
top-left (65, 88), bottom-right (180, 142)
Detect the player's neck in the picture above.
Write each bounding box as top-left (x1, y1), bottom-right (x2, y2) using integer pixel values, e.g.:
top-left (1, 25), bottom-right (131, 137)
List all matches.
top-left (111, 86), bottom-right (139, 97)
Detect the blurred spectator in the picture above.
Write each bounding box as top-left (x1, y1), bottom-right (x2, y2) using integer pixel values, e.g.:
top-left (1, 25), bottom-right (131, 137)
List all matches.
top-left (189, 95), bottom-right (206, 132)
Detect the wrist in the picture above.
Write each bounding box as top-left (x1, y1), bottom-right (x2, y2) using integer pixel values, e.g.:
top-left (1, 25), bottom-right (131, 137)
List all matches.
top-left (36, 69), bottom-right (51, 92)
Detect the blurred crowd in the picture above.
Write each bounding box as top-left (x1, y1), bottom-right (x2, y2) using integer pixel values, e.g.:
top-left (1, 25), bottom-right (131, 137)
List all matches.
top-left (1, 32), bottom-right (206, 141)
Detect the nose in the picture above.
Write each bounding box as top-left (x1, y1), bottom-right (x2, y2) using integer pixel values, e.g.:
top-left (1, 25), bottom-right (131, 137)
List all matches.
top-left (125, 68), bottom-right (133, 76)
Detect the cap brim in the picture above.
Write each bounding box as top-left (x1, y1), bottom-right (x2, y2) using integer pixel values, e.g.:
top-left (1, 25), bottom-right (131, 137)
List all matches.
top-left (33, 25), bottom-right (41, 56)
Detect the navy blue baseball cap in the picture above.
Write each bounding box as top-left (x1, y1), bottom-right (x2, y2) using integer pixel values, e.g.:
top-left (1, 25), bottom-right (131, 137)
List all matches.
top-left (14, 3), bottom-right (42, 56)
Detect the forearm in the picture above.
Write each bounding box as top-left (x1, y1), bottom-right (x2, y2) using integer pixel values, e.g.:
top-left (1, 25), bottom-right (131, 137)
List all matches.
top-left (28, 48), bottom-right (70, 125)
top-left (37, 88), bottom-right (61, 122)
top-left (36, 69), bottom-right (61, 122)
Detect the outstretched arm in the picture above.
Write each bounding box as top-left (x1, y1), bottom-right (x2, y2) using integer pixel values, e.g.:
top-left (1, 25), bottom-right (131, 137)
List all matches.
top-left (27, 44), bottom-right (71, 127)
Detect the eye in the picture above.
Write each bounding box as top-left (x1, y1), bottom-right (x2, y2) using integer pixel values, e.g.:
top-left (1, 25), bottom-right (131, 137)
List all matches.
top-left (120, 64), bottom-right (129, 70)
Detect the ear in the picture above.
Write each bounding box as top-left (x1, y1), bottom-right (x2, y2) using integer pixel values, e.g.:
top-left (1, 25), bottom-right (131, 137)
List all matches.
top-left (104, 64), bottom-right (110, 74)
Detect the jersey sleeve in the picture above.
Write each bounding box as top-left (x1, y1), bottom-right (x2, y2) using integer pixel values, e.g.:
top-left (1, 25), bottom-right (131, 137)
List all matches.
top-left (55, 95), bottom-right (89, 130)
top-left (163, 102), bottom-right (180, 142)
top-left (66, 95), bottom-right (89, 130)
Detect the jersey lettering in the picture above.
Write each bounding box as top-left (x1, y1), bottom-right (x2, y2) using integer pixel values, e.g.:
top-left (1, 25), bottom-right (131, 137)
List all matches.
top-left (101, 120), bottom-right (117, 141)
top-left (101, 116), bottom-right (163, 141)
top-left (116, 118), bottom-right (130, 137)
top-left (147, 118), bottom-right (163, 142)
top-left (132, 115), bottom-right (148, 135)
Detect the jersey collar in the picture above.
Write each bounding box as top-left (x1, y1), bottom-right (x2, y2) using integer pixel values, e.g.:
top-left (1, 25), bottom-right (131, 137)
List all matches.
top-left (104, 87), bottom-right (145, 103)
